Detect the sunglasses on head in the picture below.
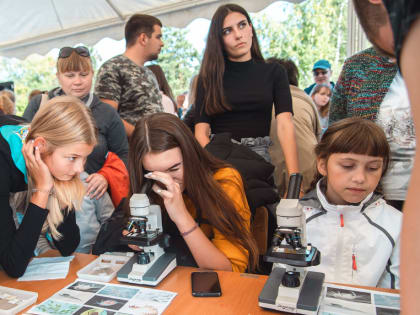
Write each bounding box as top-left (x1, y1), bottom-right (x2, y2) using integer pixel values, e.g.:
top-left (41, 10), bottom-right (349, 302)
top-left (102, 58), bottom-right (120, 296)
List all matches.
top-left (313, 70), bottom-right (328, 76)
top-left (58, 46), bottom-right (90, 59)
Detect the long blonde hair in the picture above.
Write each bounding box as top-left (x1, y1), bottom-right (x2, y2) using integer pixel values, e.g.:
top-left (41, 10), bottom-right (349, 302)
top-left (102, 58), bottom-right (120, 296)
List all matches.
top-left (26, 96), bottom-right (97, 239)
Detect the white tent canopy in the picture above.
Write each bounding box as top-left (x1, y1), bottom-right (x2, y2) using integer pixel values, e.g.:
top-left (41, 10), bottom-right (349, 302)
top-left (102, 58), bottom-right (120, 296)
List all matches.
top-left (0, 0), bottom-right (302, 59)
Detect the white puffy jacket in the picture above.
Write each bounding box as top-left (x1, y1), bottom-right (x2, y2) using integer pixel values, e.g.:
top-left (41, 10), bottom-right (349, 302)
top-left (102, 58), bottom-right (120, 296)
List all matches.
top-left (301, 179), bottom-right (401, 289)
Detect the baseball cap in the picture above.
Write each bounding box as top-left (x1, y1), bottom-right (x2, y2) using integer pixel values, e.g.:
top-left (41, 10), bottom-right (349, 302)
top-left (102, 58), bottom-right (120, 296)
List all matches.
top-left (312, 59), bottom-right (331, 71)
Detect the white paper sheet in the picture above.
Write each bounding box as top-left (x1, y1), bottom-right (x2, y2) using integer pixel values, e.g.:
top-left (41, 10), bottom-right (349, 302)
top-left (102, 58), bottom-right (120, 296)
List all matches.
top-left (319, 283), bottom-right (400, 315)
top-left (18, 256), bottom-right (74, 281)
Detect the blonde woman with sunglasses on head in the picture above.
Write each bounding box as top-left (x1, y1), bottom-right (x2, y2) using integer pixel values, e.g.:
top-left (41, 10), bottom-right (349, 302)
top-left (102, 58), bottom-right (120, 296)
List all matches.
top-left (23, 46), bottom-right (128, 201)
top-left (0, 96), bottom-right (97, 277)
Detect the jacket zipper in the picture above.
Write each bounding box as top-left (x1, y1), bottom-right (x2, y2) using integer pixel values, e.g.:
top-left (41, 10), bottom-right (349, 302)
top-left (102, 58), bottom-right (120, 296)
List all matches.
top-left (352, 245), bottom-right (357, 280)
top-left (352, 252), bottom-right (357, 271)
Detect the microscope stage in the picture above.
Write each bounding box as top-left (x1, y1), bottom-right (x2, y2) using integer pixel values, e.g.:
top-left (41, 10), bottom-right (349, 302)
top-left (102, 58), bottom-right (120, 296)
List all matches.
top-left (117, 252), bottom-right (176, 286)
top-left (259, 267), bottom-right (324, 315)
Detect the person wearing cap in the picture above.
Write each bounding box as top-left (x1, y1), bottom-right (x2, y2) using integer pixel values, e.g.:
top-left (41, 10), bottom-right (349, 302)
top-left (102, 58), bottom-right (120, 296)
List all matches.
top-left (304, 59), bottom-right (335, 95)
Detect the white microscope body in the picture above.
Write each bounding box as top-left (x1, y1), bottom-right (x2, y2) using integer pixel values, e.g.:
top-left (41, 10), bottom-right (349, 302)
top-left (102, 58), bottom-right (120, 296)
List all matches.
top-left (117, 193), bottom-right (177, 286)
top-left (259, 174), bottom-right (324, 314)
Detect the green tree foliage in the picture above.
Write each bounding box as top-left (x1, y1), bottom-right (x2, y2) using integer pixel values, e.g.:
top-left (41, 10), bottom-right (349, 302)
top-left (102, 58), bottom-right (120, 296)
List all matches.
top-left (0, 0), bottom-right (346, 115)
top-left (152, 26), bottom-right (201, 97)
top-left (0, 55), bottom-right (57, 114)
top-left (0, 27), bottom-right (198, 115)
top-left (253, 0), bottom-right (347, 89)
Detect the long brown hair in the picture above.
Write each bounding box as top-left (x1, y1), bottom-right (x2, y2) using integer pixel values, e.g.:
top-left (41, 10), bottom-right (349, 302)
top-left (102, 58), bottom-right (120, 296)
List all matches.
top-left (309, 117), bottom-right (390, 191)
top-left (147, 64), bottom-right (176, 111)
top-left (128, 112), bottom-right (258, 271)
top-left (197, 3), bottom-right (264, 116)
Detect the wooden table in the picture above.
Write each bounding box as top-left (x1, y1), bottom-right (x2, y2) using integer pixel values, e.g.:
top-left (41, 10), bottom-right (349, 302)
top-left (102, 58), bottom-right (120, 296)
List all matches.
top-left (0, 252), bottom-right (398, 315)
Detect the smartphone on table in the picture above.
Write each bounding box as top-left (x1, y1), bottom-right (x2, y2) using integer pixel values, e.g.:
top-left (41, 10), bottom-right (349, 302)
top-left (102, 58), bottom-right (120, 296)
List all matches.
top-left (191, 271), bottom-right (222, 297)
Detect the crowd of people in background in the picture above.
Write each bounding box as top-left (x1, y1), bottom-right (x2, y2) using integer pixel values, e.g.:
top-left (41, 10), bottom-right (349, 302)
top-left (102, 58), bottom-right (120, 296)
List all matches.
top-left (1, 0), bottom-right (419, 312)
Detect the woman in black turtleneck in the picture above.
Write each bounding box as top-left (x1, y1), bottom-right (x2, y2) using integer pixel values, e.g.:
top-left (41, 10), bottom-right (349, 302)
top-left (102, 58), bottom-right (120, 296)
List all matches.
top-left (194, 4), bottom-right (299, 177)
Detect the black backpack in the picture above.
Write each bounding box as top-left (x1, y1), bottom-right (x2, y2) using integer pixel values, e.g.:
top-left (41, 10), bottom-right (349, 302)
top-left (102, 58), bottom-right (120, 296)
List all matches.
top-left (92, 198), bottom-right (131, 255)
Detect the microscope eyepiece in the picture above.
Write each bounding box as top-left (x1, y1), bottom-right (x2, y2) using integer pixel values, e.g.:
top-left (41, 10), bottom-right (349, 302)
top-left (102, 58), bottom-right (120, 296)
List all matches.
top-left (286, 173), bottom-right (303, 199)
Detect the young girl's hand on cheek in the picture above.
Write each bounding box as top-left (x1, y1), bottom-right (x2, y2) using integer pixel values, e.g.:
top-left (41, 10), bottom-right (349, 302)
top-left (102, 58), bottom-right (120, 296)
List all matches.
top-left (22, 139), bottom-right (54, 192)
top-left (145, 172), bottom-right (190, 224)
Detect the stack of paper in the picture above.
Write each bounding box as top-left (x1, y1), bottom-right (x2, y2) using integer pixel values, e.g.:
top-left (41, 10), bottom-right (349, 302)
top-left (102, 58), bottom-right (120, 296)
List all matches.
top-left (18, 256), bottom-right (74, 281)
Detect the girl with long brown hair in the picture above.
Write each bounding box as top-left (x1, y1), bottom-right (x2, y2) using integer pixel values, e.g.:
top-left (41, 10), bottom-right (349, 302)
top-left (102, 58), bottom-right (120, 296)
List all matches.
top-left (128, 112), bottom-right (258, 272)
top-left (194, 4), bottom-right (299, 177)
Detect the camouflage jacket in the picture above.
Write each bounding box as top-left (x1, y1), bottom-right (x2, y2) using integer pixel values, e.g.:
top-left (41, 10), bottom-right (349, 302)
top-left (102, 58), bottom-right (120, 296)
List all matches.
top-left (94, 55), bottom-right (162, 125)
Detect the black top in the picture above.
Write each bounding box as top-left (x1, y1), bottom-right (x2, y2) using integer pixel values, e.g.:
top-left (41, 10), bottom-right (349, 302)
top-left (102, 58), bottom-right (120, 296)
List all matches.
top-left (195, 59), bottom-right (292, 141)
top-left (23, 88), bottom-right (129, 173)
top-left (383, 0), bottom-right (420, 68)
top-left (0, 116), bottom-right (80, 278)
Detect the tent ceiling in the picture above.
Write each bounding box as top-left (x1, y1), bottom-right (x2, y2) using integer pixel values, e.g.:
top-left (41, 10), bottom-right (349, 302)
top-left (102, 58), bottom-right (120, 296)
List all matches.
top-left (0, 0), bottom-right (302, 59)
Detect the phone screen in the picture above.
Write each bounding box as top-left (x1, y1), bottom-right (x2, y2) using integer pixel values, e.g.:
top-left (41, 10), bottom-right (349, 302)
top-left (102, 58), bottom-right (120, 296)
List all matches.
top-left (191, 272), bottom-right (221, 297)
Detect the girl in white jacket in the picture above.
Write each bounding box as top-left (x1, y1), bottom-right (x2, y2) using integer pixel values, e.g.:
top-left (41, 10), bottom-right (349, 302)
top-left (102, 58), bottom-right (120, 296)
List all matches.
top-left (302, 117), bottom-right (401, 289)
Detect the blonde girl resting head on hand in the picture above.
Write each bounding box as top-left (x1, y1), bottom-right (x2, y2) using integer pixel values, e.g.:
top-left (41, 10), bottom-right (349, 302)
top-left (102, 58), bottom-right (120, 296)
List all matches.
top-left (0, 95), bottom-right (97, 277)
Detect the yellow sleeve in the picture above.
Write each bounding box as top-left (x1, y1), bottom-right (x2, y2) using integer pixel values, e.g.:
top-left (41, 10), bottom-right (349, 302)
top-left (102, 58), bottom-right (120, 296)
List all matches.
top-left (212, 168), bottom-right (251, 273)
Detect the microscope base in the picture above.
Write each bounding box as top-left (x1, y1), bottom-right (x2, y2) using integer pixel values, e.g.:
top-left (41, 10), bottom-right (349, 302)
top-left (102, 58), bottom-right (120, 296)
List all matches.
top-left (259, 267), bottom-right (324, 314)
top-left (117, 252), bottom-right (176, 286)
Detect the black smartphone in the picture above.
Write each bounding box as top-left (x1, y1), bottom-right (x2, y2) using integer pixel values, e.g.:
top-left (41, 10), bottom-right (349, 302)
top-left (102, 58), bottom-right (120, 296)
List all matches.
top-left (191, 271), bottom-right (222, 297)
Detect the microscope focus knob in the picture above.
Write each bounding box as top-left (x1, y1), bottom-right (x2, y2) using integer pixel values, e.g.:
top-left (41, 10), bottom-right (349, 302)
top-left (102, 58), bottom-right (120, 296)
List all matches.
top-left (281, 271), bottom-right (300, 288)
top-left (138, 252), bottom-right (151, 265)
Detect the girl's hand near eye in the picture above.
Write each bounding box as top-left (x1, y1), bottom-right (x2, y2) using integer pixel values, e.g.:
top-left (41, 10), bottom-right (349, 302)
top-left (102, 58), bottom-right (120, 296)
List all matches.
top-left (145, 171), bottom-right (191, 225)
top-left (22, 140), bottom-right (54, 192)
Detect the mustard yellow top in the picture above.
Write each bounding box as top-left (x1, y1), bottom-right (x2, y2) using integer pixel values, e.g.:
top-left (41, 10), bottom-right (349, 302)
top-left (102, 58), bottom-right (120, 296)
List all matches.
top-left (183, 167), bottom-right (251, 272)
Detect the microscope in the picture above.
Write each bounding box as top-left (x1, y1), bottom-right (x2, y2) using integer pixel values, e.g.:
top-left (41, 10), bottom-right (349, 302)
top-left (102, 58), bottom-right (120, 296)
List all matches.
top-left (259, 174), bottom-right (324, 314)
top-left (117, 181), bottom-right (177, 286)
